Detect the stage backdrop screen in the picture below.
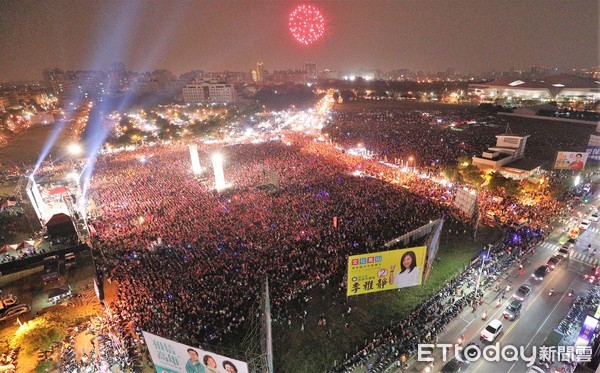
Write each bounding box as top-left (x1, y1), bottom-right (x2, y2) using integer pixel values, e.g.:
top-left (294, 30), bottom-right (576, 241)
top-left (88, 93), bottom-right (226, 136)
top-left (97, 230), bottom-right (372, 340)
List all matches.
top-left (347, 246), bottom-right (426, 296)
top-left (554, 151), bottom-right (588, 170)
top-left (143, 331), bottom-right (248, 373)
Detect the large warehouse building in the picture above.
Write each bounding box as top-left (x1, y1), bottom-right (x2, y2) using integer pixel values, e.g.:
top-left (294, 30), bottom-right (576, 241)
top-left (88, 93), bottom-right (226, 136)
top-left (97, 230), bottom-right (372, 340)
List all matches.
top-left (468, 74), bottom-right (600, 105)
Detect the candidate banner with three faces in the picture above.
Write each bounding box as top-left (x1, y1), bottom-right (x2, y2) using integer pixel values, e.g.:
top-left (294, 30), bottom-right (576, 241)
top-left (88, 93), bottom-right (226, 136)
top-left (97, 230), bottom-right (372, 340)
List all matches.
top-left (143, 331), bottom-right (248, 373)
top-left (346, 246), bottom-right (426, 296)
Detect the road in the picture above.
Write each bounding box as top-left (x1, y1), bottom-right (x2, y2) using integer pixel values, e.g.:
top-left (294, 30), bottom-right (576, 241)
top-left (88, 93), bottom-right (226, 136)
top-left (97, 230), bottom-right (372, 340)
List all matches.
top-left (403, 196), bottom-right (600, 373)
top-left (467, 241), bottom-right (592, 373)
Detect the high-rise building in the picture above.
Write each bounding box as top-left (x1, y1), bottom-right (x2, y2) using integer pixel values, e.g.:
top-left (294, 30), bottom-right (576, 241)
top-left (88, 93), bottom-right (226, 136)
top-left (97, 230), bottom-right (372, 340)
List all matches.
top-left (304, 62), bottom-right (317, 80)
top-left (255, 62), bottom-right (265, 82)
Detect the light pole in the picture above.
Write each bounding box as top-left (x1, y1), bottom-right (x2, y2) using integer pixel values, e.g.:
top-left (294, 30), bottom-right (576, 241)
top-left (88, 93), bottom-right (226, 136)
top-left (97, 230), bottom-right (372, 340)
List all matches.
top-left (474, 244), bottom-right (492, 298)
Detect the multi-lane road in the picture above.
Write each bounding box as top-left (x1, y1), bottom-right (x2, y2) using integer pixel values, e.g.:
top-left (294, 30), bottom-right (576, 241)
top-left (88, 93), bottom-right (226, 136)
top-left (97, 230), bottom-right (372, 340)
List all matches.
top-left (406, 199), bottom-right (600, 373)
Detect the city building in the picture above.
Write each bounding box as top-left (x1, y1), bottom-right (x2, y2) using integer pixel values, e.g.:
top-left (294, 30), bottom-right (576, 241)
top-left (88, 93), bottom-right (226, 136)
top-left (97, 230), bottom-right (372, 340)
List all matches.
top-left (255, 62), bottom-right (265, 82)
top-left (468, 74), bottom-right (600, 106)
top-left (304, 62), bottom-right (317, 80)
top-left (472, 134), bottom-right (542, 180)
top-left (182, 81), bottom-right (236, 104)
top-left (270, 69), bottom-right (306, 84)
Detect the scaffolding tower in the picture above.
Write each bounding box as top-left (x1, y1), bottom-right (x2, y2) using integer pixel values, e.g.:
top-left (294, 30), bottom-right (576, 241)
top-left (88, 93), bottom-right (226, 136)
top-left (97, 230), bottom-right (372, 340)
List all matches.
top-left (241, 277), bottom-right (273, 373)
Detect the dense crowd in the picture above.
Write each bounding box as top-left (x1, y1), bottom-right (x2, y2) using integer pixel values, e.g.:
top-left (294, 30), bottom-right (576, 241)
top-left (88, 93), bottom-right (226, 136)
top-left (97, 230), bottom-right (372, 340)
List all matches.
top-left (72, 103), bottom-right (590, 370)
top-left (89, 141), bottom-right (472, 350)
top-left (325, 106), bottom-right (595, 169)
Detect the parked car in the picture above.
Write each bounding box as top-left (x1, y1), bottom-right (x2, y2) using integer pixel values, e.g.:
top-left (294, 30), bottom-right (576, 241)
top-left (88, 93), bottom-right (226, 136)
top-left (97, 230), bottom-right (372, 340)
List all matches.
top-left (0, 304), bottom-right (31, 322)
top-left (532, 265), bottom-right (549, 281)
top-left (579, 220), bottom-right (591, 230)
top-left (546, 255), bottom-right (563, 270)
top-left (503, 299), bottom-right (523, 320)
top-left (558, 245), bottom-right (571, 258)
top-left (513, 284), bottom-right (532, 301)
top-left (590, 213), bottom-right (600, 222)
top-left (481, 319), bottom-right (504, 342)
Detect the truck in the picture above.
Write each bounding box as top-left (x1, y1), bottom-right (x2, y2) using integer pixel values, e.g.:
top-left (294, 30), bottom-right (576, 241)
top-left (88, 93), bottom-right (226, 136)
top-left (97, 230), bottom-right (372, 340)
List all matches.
top-left (64, 252), bottom-right (76, 269)
top-left (42, 256), bottom-right (60, 283)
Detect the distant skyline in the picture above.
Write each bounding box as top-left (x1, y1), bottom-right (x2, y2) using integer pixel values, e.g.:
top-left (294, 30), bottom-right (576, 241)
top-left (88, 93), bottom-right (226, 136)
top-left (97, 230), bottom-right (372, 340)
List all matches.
top-left (0, 0), bottom-right (597, 82)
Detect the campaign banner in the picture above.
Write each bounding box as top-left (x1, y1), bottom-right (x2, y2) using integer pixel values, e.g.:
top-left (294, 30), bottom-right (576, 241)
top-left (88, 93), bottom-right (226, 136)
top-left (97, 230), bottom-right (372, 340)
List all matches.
top-left (587, 146), bottom-right (600, 162)
top-left (554, 151), bottom-right (588, 171)
top-left (143, 331), bottom-right (248, 373)
top-left (347, 246), bottom-right (426, 296)
top-left (575, 315), bottom-right (599, 347)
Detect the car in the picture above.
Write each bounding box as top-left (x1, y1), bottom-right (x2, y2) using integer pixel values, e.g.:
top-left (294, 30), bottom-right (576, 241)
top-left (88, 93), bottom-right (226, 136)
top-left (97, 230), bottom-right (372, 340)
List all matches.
top-left (579, 220), bottom-right (591, 230)
top-left (532, 265), bottom-right (549, 281)
top-left (565, 238), bottom-right (577, 248)
top-left (546, 255), bottom-right (563, 270)
top-left (590, 213), bottom-right (600, 222)
top-left (440, 342), bottom-right (476, 372)
top-left (0, 304), bottom-right (31, 322)
top-left (558, 245), bottom-right (571, 258)
top-left (513, 284), bottom-right (532, 301)
top-left (481, 319), bottom-right (504, 342)
top-left (503, 299), bottom-right (523, 320)
top-left (584, 266), bottom-right (600, 285)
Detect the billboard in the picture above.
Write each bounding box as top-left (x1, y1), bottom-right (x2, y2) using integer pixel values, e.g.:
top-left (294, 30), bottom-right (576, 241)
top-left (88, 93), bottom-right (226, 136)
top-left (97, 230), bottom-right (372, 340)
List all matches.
top-left (587, 146), bottom-right (600, 162)
top-left (453, 188), bottom-right (478, 217)
top-left (143, 331), bottom-right (248, 373)
top-left (554, 151), bottom-right (588, 171)
top-left (347, 246), bottom-right (426, 296)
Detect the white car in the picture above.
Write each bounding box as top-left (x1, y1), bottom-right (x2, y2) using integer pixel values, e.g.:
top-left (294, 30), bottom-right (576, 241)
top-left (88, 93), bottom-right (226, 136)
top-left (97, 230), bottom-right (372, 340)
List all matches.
top-left (590, 213), bottom-right (599, 222)
top-left (579, 220), bottom-right (592, 230)
top-left (481, 319), bottom-right (503, 342)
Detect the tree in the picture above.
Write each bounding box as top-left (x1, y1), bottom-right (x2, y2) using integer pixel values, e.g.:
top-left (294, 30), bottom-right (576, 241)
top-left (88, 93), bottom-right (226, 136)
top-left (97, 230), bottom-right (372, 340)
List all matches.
top-left (339, 90), bottom-right (355, 102)
top-left (332, 92), bottom-right (340, 101)
top-left (487, 172), bottom-right (521, 196)
top-left (442, 166), bottom-right (463, 183)
top-left (461, 165), bottom-right (484, 188)
top-left (10, 318), bottom-right (66, 354)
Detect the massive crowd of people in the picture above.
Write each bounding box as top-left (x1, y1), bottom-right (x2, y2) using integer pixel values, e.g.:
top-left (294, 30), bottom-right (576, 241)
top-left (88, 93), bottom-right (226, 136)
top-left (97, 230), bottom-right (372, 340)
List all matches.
top-left (325, 106), bottom-right (595, 170)
top-left (6, 101), bottom-right (589, 370)
top-left (88, 140), bottom-right (473, 350)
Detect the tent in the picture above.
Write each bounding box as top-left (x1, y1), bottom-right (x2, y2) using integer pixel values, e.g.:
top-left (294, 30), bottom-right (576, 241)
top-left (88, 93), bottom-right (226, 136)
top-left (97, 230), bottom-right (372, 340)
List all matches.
top-left (0, 200), bottom-right (16, 209)
top-left (0, 245), bottom-right (7, 253)
top-left (50, 186), bottom-right (68, 195)
top-left (16, 240), bottom-right (35, 251)
top-left (46, 213), bottom-right (76, 238)
top-left (8, 244), bottom-right (18, 251)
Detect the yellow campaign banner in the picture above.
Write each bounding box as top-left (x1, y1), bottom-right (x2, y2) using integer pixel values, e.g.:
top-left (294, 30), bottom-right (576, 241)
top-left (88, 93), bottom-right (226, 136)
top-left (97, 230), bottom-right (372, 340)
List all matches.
top-left (347, 246), bottom-right (426, 296)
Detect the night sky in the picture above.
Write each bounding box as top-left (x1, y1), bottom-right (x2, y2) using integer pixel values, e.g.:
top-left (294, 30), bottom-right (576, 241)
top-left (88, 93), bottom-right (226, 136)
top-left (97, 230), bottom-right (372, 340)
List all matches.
top-left (0, 0), bottom-right (597, 81)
